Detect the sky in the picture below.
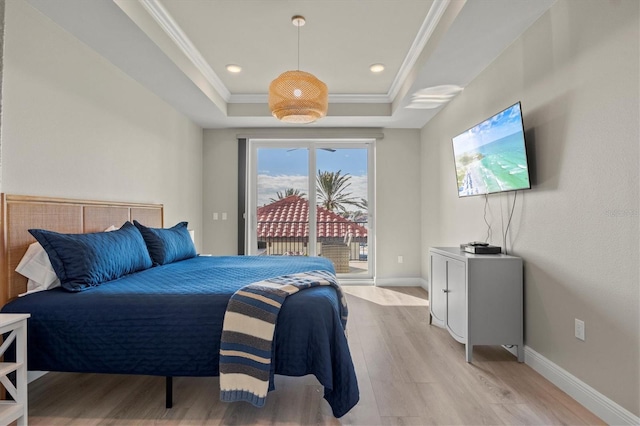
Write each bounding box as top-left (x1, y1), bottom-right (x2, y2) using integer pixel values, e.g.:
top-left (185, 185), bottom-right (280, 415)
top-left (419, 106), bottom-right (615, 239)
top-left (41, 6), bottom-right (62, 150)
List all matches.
top-left (257, 147), bottom-right (368, 208)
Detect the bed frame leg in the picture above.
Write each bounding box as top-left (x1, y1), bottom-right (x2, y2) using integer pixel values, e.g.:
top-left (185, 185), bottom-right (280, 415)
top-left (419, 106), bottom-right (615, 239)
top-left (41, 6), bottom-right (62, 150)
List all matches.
top-left (166, 376), bottom-right (173, 408)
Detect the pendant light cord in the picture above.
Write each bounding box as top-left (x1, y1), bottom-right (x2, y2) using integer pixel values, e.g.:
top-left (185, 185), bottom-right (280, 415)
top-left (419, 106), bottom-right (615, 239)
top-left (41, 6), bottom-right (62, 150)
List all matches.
top-left (297, 22), bottom-right (300, 71)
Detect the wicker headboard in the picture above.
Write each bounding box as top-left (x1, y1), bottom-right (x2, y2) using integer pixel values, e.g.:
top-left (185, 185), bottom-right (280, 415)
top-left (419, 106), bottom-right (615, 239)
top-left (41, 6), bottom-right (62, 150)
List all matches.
top-left (0, 194), bottom-right (163, 305)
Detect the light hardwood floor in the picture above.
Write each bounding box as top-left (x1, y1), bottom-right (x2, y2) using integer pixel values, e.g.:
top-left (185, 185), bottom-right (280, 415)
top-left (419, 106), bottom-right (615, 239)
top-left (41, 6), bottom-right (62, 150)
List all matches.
top-left (24, 286), bottom-right (604, 425)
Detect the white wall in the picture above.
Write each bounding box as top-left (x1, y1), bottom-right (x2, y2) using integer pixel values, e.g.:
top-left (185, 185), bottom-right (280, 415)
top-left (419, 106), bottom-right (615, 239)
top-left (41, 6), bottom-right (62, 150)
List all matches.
top-left (203, 128), bottom-right (423, 282)
top-left (375, 129), bottom-right (422, 284)
top-left (420, 0), bottom-right (639, 416)
top-left (0, 0), bottom-right (203, 247)
top-left (202, 128), bottom-right (239, 255)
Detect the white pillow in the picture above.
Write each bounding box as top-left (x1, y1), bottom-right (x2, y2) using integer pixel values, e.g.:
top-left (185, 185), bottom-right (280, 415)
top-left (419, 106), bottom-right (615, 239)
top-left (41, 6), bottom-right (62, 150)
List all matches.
top-left (16, 225), bottom-right (118, 296)
top-left (16, 242), bottom-right (60, 296)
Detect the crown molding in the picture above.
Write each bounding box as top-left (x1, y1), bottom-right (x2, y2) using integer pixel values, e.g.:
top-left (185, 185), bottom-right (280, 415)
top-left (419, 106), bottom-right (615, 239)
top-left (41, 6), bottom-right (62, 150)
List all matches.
top-left (138, 0), bottom-right (448, 107)
top-left (139, 0), bottom-right (231, 102)
top-left (329, 94), bottom-right (391, 104)
top-left (229, 93), bottom-right (391, 104)
top-left (387, 0), bottom-right (450, 101)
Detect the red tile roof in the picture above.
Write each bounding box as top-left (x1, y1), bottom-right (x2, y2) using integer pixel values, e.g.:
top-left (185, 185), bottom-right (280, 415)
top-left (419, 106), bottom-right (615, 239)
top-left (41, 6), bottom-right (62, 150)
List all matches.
top-left (257, 195), bottom-right (367, 239)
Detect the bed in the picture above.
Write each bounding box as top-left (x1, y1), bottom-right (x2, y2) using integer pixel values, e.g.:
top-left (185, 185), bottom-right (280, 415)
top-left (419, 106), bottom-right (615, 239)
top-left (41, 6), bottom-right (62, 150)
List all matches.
top-left (0, 194), bottom-right (359, 418)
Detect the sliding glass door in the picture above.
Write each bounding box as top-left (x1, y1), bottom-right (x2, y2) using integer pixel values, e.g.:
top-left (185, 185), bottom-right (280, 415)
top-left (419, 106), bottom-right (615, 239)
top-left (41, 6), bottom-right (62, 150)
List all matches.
top-left (247, 139), bottom-right (374, 279)
top-left (255, 147), bottom-right (310, 256)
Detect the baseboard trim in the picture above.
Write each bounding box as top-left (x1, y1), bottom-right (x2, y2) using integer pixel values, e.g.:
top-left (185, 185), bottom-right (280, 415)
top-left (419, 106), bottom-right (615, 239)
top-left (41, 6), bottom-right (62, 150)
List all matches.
top-left (375, 277), bottom-right (428, 287)
top-left (524, 346), bottom-right (639, 425)
top-left (28, 371), bottom-right (48, 383)
top-left (339, 278), bottom-right (375, 286)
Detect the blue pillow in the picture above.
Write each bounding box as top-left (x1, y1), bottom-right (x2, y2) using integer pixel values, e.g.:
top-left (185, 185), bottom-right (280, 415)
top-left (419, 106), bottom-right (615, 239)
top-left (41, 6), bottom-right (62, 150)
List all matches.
top-left (133, 220), bottom-right (196, 265)
top-left (29, 222), bottom-right (153, 292)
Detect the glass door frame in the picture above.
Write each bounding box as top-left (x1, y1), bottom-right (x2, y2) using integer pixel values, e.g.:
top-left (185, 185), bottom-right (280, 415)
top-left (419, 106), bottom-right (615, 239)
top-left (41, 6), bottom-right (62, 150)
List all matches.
top-left (246, 138), bottom-right (375, 281)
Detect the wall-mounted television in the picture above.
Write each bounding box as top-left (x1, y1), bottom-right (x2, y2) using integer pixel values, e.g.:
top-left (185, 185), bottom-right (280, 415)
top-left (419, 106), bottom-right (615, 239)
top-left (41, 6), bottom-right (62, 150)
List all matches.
top-left (452, 102), bottom-right (531, 197)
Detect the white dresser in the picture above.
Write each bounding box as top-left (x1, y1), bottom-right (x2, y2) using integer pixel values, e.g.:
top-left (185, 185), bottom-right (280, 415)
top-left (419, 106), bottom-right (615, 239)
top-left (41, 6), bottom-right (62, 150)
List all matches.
top-left (429, 247), bottom-right (523, 362)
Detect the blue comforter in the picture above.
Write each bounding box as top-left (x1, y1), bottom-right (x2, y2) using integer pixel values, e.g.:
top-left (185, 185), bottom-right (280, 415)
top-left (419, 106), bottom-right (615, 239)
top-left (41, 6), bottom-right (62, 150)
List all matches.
top-left (2, 255), bottom-right (359, 417)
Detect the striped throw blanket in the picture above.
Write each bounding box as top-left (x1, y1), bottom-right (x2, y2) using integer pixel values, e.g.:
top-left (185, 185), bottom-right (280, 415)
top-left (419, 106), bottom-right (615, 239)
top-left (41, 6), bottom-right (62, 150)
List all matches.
top-left (219, 269), bottom-right (347, 406)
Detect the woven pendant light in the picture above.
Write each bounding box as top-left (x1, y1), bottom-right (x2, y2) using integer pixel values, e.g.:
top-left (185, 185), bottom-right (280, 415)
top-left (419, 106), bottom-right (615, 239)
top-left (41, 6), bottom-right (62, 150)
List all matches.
top-left (268, 16), bottom-right (328, 124)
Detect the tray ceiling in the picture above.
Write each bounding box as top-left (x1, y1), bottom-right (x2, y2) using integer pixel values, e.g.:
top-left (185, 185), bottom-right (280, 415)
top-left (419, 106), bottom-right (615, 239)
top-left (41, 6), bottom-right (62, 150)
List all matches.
top-left (26, 0), bottom-right (556, 129)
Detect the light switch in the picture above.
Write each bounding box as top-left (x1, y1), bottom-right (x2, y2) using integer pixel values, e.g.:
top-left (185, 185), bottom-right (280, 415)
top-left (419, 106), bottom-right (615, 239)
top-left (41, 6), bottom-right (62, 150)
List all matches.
top-left (213, 212), bottom-right (219, 220)
top-left (222, 212), bottom-right (227, 220)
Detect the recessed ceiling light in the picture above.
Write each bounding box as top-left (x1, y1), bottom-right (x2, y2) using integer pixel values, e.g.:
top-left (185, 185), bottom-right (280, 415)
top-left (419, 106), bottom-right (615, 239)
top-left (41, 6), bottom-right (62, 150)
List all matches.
top-left (370, 64), bottom-right (385, 73)
top-left (226, 64), bottom-right (242, 73)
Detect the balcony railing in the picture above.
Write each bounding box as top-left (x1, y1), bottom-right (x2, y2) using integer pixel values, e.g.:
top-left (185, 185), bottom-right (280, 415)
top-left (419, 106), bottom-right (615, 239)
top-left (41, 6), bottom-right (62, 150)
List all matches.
top-left (256, 220), bottom-right (368, 261)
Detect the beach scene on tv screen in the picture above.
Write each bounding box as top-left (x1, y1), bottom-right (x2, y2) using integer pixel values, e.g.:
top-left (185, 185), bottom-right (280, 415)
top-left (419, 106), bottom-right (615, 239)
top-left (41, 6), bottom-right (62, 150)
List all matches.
top-left (453, 103), bottom-right (530, 197)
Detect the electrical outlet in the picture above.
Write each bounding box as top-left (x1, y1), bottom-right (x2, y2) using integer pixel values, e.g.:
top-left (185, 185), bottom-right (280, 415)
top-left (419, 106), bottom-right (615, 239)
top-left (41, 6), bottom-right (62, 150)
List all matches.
top-left (397, 255), bottom-right (403, 264)
top-left (213, 212), bottom-right (219, 221)
top-left (575, 319), bottom-right (585, 341)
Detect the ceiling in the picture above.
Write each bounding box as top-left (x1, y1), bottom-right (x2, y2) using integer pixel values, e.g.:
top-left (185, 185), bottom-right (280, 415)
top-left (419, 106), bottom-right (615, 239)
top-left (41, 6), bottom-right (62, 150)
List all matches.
top-left (25, 0), bottom-right (556, 129)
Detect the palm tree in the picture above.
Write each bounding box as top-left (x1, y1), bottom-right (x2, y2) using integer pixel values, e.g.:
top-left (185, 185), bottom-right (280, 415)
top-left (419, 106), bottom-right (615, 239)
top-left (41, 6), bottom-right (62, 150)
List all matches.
top-left (316, 170), bottom-right (366, 214)
top-left (269, 188), bottom-right (306, 203)
top-left (347, 208), bottom-right (368, 223)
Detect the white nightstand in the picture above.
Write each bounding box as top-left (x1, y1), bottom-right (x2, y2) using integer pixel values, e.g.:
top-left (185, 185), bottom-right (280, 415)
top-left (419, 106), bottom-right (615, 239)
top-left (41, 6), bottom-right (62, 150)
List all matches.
top-left (0, 313), bottom-right (30, 426)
